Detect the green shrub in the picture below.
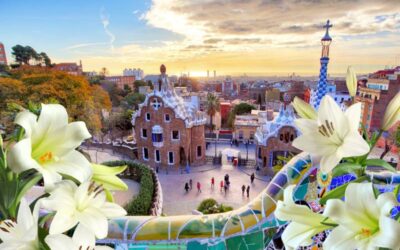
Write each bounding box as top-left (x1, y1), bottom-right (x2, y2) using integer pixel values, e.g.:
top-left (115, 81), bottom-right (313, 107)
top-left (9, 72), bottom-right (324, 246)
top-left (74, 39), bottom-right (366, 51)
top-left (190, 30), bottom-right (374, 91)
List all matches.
top-left (197, 198), bottom-right (233, 214)
top-left (103, 160), bottom-right (155, 215)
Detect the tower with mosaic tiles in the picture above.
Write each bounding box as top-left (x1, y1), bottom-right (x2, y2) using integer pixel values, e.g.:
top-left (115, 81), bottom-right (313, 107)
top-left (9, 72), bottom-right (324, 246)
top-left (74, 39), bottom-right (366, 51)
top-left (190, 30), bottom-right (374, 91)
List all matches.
top-left (313, 20), bottom-right (333, 109)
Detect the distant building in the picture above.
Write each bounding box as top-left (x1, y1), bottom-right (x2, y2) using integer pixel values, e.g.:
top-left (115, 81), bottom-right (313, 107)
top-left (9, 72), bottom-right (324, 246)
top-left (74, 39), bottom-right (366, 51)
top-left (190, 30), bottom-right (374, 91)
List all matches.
top-left (123, 68), bottom-right (144, 80)
top-left (104, 75), bottom-right (135, 90)
top-left (132, 65), bottom-right (207, 169)
top-left (220, 102), bottom-right (232, 124)
top-left (0, 43), bottom-right (7, 65)
top-left (138, 86), bottom-right (150, 95)
top-left (355, 67), bottom-right (400, 131)
top-left (222, 76), bottom-right (237, 97)
top-left (249, 81), bottom-right (269, 105)
top-left (54, 61), bottom-right (83, 75)
top-left (233, 114), bottom-right (259, 142)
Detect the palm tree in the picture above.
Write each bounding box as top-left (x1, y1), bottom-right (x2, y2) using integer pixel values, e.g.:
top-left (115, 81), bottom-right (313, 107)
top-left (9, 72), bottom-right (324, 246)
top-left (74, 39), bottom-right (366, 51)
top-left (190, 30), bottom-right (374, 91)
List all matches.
top-left (205, 93), bottom-right (220, 133)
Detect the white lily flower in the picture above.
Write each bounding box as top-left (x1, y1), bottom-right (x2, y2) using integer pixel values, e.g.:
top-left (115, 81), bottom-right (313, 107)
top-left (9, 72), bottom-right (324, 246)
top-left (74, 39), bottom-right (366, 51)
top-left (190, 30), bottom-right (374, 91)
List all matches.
top-left (381, 92), bottom-right (400, 131)
top-left (275, 185), bottom-right (334, 249)
top-left (7, 104), bottom-right (92, 189)
top-left (0, 199), bottom-right (39, 250)
top-left (45, 223), bottom-right (112, 250)
top-left (292, 96), bottom-right (318, 120)
top-left (323, 183), bottom-right (400, 249)
top-left (293, 95), bottom-right (370, 173)
top-left (41, 180), bottom-right (126, 239)
top-left (346, 66), bottom-right (358, 97)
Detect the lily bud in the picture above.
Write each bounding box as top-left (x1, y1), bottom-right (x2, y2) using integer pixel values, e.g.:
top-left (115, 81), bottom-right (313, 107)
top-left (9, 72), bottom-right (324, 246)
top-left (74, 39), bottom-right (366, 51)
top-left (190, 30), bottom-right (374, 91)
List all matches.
top-left (346, 66), bottom-right (358, 97)
top-left (292, 96), bottom-right (317, 120)
top-left (91, 163), bottom-right (128, 191)
top-left (381, 92), bottom-right (400, 131)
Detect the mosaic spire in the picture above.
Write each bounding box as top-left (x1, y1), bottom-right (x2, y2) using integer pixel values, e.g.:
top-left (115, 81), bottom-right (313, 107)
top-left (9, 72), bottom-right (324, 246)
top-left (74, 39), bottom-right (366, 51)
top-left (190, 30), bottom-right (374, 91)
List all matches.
top-left (313, 20), bottom-right (333, 109)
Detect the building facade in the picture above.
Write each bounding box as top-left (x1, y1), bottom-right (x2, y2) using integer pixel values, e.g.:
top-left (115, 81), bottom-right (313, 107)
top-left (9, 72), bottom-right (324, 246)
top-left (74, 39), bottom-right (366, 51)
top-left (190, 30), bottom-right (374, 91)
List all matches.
top-left (54, 61), bottom-right (83, 75)
top-left (132, 65), bottom-right (207, 169)
top-left (255, 103), bottom-right (300, 176)
top-left (0, 43), bottom-right (7, 65)
top-left (355, 70), bottom-right (400, 131)
top-left (233, 115), bottom-right (259, 142)
top-left (105, 76), bottom-right (135, 90)
top-left (123, 68), bottom-right (144, 80)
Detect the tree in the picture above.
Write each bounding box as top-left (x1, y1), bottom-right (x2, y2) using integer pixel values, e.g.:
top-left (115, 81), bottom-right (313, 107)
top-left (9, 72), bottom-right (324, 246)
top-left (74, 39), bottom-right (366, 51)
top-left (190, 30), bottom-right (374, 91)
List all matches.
top-left (121, 92), bottom-right (145, 109)
top-left (227, 103), bottom-right (256, 128)
top-left (39, 52), bottom-right (52, 67)
top-left (134, 80), bottom-right (149, 93)
top-left (205, 93), bottom-right (220, 132)
top-left (0, 67), bottom-right (111, 134)
top-left (11, 45), bottom-right (52, 67)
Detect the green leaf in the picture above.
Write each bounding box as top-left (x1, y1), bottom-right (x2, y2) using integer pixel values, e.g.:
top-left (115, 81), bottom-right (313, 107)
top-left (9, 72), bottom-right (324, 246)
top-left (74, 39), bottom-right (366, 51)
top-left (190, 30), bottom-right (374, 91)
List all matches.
top-left (361, 123), bottom-right (370, 144)
top-left (393, 184), bottom-right (400, 197)
top-left (14, 174), bottom-right (42, 210)
top-left (365, 159), bottom-right (396, 172)
top-left (319, 175), bottom-right (369, 205)
top-left (332, 162), bottom-right (363, 177)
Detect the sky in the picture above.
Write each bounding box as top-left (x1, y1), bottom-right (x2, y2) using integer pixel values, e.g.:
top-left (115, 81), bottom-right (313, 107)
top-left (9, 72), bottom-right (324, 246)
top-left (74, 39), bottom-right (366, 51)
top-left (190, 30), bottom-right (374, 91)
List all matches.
top-left (1, 0), bottom-right (400, 76)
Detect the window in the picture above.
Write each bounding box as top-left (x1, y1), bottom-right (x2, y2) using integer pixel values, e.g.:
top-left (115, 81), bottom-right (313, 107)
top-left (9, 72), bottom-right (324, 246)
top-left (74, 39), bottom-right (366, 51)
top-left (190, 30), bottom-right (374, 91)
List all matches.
top-left (155, 150), bottom-right (160, 163)
top-left (142, 129), bottom-right (147, 138)
top-left (146, 113), bottom-right (151, 121)
top-left (165, 114), bottom-right (170, 122)
top-left (152, 133), bottom-right (163, 142)
top-left (168, 152), bottom-right (174, 164)
top-left (172, 130), bottom-right (180, 140)
top-left (143, 148), bottom-right (149, 161)
top-left (197, 146), bottom-right (202, 157)
top-left (258, 147), bottom-right (262, 159)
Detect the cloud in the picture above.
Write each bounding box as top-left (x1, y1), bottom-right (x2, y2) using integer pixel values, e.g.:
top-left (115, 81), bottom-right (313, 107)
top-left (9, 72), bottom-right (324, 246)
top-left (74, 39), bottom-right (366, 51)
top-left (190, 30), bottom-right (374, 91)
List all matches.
top-left (71, 0), bottom-right (400, 76)
top-left (144, 0), bottom-right (400, 48)
top-left (64, 42), bottom-right (109, 50)
top-left (100, 7), bottom-right (116, 51)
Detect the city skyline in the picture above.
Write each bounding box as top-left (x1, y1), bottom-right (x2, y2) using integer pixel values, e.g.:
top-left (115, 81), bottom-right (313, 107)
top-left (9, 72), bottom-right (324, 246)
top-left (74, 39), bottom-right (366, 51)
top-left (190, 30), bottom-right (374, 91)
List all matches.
top-left (1, 0), bottom-right (400, 76)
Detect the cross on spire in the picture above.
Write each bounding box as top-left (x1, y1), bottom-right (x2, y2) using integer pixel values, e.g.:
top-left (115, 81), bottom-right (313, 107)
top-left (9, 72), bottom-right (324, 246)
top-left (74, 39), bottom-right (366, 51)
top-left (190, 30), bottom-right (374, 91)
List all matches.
top-left (323, 20), bottom-right (332, 37)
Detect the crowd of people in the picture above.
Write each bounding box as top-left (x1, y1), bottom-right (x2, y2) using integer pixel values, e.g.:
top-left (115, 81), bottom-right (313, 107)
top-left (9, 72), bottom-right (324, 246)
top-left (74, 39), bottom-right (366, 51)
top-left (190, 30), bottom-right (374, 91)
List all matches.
top-left (183, 172), bottom-right (257, 198)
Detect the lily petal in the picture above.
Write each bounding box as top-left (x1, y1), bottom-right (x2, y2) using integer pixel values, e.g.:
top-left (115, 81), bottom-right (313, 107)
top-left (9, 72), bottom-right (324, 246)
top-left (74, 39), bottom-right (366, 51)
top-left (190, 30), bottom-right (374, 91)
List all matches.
top-left (318, 95), bottom-right (348, 139)
top-left (337, 131), bottom-right (370, 158)
top-left (7, 138), bottom-right (40, 173)
top-left (344, 102), bottom-right (362, 131)
top-left (49, 209), bottom-right (78, 235)
top-left (320, 152), bottom-right (342, 173)
top-left (14, 110), bottom-right (37, 137)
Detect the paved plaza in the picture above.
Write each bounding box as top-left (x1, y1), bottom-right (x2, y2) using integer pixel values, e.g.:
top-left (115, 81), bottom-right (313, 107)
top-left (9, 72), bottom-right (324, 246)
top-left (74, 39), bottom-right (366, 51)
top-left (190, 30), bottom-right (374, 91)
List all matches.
top-left (205, 141), bottom-right (256, 160)
top-left (83, 147), bottom-right (267, 215)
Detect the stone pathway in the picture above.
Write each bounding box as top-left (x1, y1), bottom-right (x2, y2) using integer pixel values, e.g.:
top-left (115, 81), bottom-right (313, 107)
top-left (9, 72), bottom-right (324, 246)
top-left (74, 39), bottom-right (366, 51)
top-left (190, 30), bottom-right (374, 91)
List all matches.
top-left (82, 147), bottom-right (268, 215)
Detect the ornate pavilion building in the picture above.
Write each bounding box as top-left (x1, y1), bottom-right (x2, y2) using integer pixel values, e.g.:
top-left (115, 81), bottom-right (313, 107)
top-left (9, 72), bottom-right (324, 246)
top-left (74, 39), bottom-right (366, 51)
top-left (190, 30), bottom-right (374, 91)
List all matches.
top-left (132, 65), bottom-right (207, 169)
top-left (255, 94), bottom-right (300, 176)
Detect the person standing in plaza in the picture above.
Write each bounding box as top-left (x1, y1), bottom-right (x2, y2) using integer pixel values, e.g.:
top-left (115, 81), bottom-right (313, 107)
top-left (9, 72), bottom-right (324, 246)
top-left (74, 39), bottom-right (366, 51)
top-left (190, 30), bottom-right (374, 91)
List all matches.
top-left (197, 182), bottom-right (202, 193)
top-left (241, 185), bottom-right (246, 196)
top-left (250, 173), bottom-right (255, 184)
top-left (224, 183), bottom-right (228, 194)
top-left (184, 182), bottom-right (189, 193)
top-left (246, 185), bottom-right (250, 198)
top-left (211, 177), bottom-right (215, 188)
top-left (220, 180), bottom-right (224, 192)
top-left (189, 179), bottom-right (193, 190)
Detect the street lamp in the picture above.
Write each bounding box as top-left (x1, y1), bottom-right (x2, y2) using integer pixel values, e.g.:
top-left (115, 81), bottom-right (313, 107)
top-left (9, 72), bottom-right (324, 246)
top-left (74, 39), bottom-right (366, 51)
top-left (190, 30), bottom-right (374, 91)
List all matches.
top-left (214, 129), bottom-right (219, 158)
top-left (246, 139), bottom-right (249, 162)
